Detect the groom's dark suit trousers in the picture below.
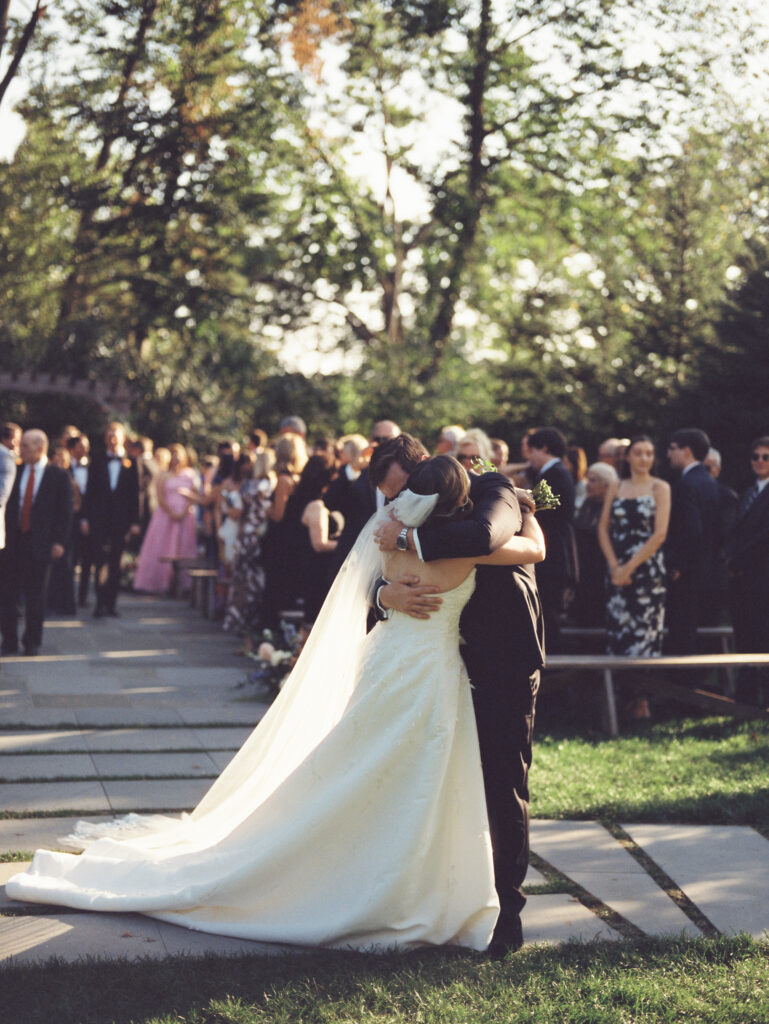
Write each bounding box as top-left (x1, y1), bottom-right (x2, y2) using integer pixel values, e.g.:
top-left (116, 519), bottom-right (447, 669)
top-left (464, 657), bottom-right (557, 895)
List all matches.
top-left (417, 473), bottom-right (545, 920)
top-left (465, 649), bottom-right (539, 914)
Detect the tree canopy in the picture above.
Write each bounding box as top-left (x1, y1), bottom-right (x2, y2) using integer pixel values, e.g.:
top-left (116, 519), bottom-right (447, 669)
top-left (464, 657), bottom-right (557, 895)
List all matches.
top-left (0, 0), bottom-right (768, 474)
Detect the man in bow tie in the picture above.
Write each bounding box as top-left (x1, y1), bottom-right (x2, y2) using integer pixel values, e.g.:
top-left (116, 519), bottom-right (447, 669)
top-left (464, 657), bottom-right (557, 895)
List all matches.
top-left (80, 422), bottom-right (140, 618)
top-left (0, 429), bottom-right (72, 656)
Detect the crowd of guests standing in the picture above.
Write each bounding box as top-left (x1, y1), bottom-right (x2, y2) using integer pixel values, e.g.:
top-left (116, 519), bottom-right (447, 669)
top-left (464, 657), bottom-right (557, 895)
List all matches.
top-left (0, 415), bottom-right (767, 712)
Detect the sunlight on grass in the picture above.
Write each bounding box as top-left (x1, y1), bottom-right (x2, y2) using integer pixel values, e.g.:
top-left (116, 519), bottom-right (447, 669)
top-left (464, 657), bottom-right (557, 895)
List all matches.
top-left (531, 717), bottom-right (769, 833)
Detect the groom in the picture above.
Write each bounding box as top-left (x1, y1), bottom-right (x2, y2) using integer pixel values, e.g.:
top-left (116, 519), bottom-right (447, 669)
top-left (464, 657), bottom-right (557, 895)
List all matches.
top-left (370, 437), bottom-right (545, 957)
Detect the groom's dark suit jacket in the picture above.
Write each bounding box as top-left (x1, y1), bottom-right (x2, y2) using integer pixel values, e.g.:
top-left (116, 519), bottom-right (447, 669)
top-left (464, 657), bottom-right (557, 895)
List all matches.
top-left (417, 472), bottom-right (544, 682)
top-left (416, 471), bottom-right (544, 917)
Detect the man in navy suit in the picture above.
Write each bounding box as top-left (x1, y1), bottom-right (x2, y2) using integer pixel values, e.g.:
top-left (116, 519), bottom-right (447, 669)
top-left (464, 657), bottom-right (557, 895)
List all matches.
top-left (727, 436), bottom-right (769, 706)
top-left (0, 429), bottom-right (72, 656)
top-left (526, 427), bottom-right (577, 653)
top-left (665, 427), bottom-right (719, 657)
top-left (80, 422), bottom-right (140, 617)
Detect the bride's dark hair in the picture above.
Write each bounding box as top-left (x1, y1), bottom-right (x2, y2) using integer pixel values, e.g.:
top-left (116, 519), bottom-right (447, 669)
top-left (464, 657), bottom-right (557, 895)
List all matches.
top-left (407, 455), bottom-right (472, 524)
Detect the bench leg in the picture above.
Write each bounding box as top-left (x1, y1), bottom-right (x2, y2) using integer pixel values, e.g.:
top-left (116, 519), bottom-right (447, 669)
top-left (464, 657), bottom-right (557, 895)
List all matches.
top-left (602, 669), bottom-right (619, 737)
top-left (205, 577), bottom-right (215, 620)
top-left (721, 635), bottom-right (736, 698)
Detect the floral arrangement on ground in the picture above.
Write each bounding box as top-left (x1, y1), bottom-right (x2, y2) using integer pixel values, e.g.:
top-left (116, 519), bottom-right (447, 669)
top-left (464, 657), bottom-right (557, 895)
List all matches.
top-left (240, 621), bottom-right (308, 698)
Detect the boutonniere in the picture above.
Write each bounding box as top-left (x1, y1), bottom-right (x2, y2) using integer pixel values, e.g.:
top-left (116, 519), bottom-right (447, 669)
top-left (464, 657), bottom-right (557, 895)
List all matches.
top-left (122, 458), bottom-right (132, 469)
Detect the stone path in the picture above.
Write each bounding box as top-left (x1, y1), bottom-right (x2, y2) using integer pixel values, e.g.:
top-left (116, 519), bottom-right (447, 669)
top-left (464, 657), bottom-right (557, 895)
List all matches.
top-left (1, 591), bottom-right (767, 963)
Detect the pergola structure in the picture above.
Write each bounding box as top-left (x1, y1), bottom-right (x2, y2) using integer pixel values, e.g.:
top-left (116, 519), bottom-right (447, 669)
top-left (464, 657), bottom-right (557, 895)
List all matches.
top-left (0, 372), bottom-right (138, 416)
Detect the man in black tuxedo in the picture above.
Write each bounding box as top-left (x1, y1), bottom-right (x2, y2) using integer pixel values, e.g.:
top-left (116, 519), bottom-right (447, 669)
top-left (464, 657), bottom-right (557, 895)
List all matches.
top-left (664, 428), bottom-right (719, 656)
top-left (526, 427), bottom-right (576, 653)
top-left (80, 422), bottom-right (140, 618)
top-left (373, 440), bottom-right (544, 957)
top-left (0, 429), bottom-right (72, 656)
top-left (727, 436), bottom-right (769, 706)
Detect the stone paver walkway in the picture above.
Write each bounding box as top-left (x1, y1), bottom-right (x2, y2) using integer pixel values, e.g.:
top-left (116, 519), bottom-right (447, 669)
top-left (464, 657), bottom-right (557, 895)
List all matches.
top-left (1, 591), bottom-right (767, 963)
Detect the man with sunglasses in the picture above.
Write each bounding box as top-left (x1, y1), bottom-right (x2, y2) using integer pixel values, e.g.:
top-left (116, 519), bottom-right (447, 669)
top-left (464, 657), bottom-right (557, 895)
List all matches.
top-left (727, 437), bottom-right (769, 706)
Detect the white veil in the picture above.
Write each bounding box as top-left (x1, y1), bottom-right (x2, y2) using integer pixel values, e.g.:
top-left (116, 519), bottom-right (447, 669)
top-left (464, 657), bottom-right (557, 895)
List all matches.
top-left (68, 488), bottom-right (440, 849)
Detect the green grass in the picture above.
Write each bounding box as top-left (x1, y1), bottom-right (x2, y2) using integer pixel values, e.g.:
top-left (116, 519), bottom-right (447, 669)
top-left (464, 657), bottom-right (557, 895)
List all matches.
top-left (0, 937), bottom-right (766, 1024)
top-left (531, 716), bottom-right (769, 835)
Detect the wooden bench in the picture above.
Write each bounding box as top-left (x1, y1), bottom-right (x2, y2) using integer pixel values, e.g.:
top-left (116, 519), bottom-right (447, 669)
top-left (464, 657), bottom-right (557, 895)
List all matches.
top-left (159, 556), bottom-right (211, 598)
top-left (561, 624), bottom-right (738, 692)
top-left (544, 653), bottom-right (769, 737)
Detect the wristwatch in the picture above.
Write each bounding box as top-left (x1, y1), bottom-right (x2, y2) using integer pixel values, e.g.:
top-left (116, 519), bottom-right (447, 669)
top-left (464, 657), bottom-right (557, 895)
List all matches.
top-left (396, 527), bottom-right (409, 551)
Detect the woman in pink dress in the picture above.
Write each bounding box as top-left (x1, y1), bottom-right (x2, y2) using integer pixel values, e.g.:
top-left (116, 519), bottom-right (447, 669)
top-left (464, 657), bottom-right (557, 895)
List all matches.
top-left (134, 444), bottom-right (198, 594)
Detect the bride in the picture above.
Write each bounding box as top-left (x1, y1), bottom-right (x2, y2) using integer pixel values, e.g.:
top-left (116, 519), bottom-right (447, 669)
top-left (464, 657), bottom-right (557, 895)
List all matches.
top-left (7, 456), bottom-right (544, 952)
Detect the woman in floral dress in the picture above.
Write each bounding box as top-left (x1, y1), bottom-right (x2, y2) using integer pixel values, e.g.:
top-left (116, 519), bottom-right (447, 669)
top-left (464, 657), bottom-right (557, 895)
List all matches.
top-left (598, 435), bottom-right (671, 717)
top-left (223, 451), bottom-right (275, 646)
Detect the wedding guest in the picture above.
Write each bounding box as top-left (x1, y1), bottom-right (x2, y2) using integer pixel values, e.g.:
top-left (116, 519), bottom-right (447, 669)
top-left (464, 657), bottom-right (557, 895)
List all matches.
top-left (505, 428), bottom-right (538, 488)
top-left (435, 425), bottom-right (465, 457)
top-left (702, 447), bottom-right (739, 626)
top-left (126, 436), bottom-right (158, 545)
top-left (223, 450), bottom-right (276, 648)
top-left (280, 455), bottom-right (339, 624)
top-left (326, 420), bottom-right (400, 571)
top-left (247, 428), bottom-right (268, 454)
top-left (527, 427), bottom-right (577, 652)
top-left (278, 415), bottom-right (307, 439)
top-left (564, 445), bottom-right (588, 510)
top-left (456, 428), bottom-right (494, 469)
top-left (665, 428), bottom-right (719, 657)
top-left (727, 436), bottom-right (769, 706)
top-left (80, 422), bottom-right (140, 618)
top-left (0, 422), bottom-right (21, 555)
top-left (266, 434), bottom-right (308, 525)
top-left (154, 446), bottom-right (171, 474)
top-left (66, 433), bottom-right (92, 607)
top-left (0, 429), bottom-right (72, 655)
top-left (133, 444), bottom-right (197, 595)
top-left (490, 438), bottom-right (509, 470)
top-left (262, 433), bottom-right (309, 627)
top-left (216, 453), bottom-right (255, 573)
top-left (47, 445), bottom-right (78, 614)
top-left (597, 437), bottom-right (626, 473)
top-left (572, 462), bottom-right (618, 628)
top-left (598, 435), bottom-right (670, 719)
top-left (323, 433), bottom-right (368, 526)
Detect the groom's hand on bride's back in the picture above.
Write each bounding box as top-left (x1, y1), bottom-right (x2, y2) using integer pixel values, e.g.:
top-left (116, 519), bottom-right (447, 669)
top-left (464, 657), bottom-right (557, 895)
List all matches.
top-left (379, 576), bottom-right (443, 619)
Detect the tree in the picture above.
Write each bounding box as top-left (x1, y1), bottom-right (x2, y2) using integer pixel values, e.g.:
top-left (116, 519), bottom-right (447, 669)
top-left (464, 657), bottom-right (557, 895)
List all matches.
top-left (1, 0), bottom-right (315, 443)
top-left (0, 0), bottom-right (46, 108)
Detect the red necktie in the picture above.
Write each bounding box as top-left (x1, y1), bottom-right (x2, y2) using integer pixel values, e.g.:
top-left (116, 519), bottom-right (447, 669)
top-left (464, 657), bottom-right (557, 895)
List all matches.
top-left (20, 465), bottom-right (35, 533)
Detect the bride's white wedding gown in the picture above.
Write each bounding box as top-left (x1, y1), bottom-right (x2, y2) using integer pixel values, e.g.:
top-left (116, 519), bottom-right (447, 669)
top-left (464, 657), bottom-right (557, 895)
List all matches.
top-left (7, 500), bottom-right (498, 951)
